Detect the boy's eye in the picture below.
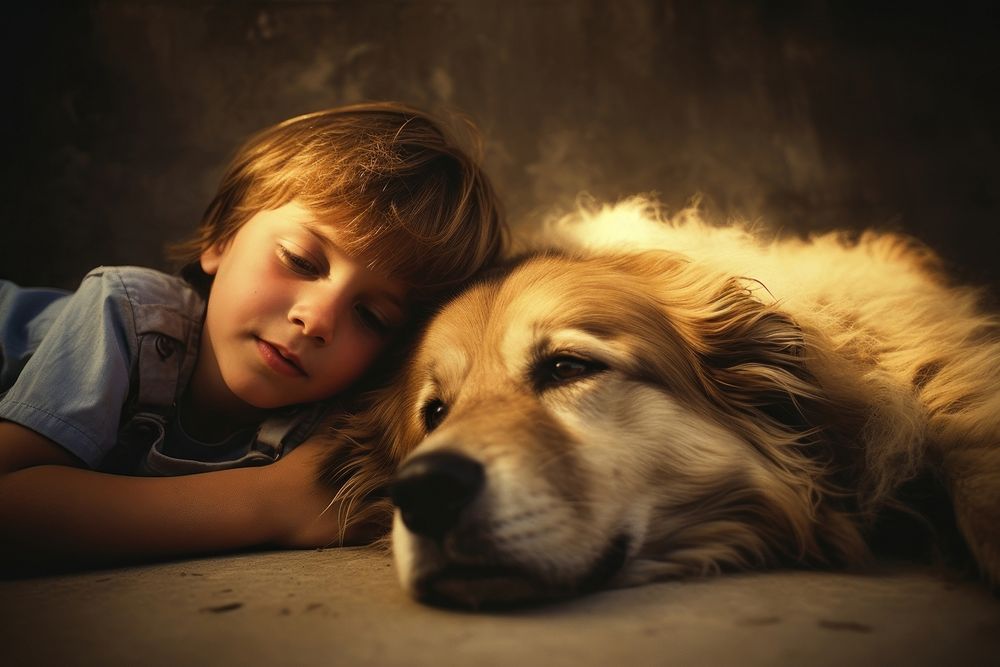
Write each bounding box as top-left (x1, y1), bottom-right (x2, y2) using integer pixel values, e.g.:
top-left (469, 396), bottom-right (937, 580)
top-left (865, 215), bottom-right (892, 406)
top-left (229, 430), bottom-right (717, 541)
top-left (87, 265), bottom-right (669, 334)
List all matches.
top-left (355, 304), bottom-right (391, 336)
top-left (278, 246), bottom-right (320, 276)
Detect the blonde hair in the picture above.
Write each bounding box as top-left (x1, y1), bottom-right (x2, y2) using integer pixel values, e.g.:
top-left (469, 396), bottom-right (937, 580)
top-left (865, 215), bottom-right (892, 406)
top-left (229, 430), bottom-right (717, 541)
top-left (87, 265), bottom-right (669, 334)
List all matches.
top-left (170, 102), bottom-right (507, 311)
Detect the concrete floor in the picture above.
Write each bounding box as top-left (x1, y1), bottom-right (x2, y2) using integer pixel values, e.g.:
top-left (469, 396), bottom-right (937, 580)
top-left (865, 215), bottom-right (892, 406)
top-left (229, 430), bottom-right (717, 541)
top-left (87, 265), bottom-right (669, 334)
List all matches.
top-left (2, 547), bottom-right (997, 667)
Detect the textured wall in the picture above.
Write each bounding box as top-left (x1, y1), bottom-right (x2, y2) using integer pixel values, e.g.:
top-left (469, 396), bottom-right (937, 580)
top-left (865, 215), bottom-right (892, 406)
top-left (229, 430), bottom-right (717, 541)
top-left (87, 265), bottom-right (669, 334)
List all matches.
top-left (3, 1), bottom-right (998, 294)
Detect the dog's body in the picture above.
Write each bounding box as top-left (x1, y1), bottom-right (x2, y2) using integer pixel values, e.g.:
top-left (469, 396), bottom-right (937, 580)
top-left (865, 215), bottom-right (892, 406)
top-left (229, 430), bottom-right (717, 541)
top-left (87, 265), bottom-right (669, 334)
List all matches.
top-left (322, 198), bottom-right (1000, 607)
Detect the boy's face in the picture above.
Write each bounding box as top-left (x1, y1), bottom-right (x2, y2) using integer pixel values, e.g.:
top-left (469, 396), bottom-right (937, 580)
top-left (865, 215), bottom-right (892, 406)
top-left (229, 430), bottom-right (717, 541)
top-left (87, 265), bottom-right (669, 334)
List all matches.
top-left (197, 200), bottom-right (408, 412)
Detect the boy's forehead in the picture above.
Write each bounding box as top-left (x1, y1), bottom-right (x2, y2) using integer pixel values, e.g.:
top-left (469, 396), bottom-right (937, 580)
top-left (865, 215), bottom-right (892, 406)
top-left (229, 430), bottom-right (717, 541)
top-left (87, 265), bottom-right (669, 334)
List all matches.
top-left (300, 216), bottom-right (347, 250)
top-left (292, 206), bottom-right (365, 257)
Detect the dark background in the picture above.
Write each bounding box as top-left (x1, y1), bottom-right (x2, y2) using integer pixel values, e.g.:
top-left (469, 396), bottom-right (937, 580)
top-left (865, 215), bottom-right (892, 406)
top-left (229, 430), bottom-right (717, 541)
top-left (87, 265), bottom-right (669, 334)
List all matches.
top-left (3, 1), bottom-right (998, 296)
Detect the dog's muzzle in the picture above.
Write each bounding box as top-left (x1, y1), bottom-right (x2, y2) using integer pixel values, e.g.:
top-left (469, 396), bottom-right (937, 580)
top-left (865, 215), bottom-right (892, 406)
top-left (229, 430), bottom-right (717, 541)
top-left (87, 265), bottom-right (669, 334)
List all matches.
top-left (389, 449), bottom-right (632, 608)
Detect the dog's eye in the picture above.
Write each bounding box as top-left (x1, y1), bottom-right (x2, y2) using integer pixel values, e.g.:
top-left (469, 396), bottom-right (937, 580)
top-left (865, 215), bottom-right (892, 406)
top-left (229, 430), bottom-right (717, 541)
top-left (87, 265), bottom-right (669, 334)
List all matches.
top-left (422, 399), bottom-right (448, 432)
top-left (535, 355), bottom-right (607, 389)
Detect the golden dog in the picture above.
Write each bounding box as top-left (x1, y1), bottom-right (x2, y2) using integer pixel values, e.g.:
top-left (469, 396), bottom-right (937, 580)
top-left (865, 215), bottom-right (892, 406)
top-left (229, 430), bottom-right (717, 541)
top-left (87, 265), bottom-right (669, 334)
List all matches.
top-left (320, 198), bottom-right (999, 608)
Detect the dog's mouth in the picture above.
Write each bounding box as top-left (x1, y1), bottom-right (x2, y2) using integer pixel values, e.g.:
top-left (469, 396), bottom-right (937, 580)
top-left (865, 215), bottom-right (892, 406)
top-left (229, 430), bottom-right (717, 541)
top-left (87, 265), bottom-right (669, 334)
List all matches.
top-left (416, 563), bottom-right (544, 609)
top-left (413, 534), bottom-right (631, 609)
top-left (578, 533), bottom-right (631, 591)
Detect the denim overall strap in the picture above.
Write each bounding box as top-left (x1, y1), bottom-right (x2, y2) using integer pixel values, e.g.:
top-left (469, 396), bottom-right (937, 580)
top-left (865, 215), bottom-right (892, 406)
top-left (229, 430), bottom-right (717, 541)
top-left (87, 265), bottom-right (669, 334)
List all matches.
top-left (110, 279), bottom-right (202, 474)
top-left (254, 401), bottom-right (332, 459)
top-left (110, 330), bottom-right (199, 474)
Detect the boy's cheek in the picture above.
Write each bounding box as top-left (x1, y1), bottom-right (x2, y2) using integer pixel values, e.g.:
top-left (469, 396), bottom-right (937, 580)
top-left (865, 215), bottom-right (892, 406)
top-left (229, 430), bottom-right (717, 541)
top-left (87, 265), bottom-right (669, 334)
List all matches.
top-left (313, 342), bottom-right (381, 394)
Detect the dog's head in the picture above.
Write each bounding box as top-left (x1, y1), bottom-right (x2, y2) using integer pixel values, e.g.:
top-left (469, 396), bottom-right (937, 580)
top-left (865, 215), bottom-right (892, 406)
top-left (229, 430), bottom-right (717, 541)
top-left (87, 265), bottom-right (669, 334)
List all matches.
top-left (355, 248), bottom-right (873, 608)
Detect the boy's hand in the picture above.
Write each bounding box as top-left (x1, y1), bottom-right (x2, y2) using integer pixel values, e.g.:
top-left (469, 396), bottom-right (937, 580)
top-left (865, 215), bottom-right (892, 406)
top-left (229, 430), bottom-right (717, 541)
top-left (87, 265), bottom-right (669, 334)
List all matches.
top-left (265, 437), bottom-right (368, 549)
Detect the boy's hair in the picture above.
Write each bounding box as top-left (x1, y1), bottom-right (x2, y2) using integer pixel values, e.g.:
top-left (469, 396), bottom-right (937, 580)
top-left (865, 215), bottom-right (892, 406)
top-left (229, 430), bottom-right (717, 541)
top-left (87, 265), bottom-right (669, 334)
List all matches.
top-left (170, 102), bottom-right (507, 312)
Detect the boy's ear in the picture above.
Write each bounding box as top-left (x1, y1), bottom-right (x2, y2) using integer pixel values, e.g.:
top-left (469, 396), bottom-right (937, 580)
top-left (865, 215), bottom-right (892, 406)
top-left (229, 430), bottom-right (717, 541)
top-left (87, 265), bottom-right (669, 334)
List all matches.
top-left (199, 242), bottom-right (226, 276)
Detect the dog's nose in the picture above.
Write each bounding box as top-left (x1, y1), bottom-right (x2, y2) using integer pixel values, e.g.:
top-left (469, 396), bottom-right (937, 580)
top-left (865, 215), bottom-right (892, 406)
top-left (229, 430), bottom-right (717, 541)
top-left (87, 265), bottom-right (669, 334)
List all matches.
top-left (389, 451), bottom-right (484, 541)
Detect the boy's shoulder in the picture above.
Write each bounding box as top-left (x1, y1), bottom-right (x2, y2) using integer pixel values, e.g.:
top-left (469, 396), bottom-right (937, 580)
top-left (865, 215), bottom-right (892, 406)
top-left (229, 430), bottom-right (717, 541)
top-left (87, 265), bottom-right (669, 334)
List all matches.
top-left (81, 266), bottom-right (205, 316)
top-left (81, 266), bottom-right (202, 307)
top-left (79, 266), bottom-right (206, 333)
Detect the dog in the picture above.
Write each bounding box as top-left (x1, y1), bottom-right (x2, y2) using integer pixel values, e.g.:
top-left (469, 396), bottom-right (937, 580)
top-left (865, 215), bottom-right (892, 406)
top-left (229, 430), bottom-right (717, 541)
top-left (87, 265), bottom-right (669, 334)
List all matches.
top-left (319, 197), bottom-right (999, 608)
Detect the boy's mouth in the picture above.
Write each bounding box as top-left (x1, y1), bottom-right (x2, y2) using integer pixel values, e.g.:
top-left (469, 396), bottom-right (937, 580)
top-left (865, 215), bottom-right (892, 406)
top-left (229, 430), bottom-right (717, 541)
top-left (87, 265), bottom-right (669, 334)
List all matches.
top-left (255, 337), bottom-right (307, 377)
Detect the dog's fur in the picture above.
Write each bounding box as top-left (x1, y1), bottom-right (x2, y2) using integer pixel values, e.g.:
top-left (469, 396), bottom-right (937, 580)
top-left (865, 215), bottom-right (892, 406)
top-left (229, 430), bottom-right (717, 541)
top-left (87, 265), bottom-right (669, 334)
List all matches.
top-left (319, 197), bottom-right (1000, 607)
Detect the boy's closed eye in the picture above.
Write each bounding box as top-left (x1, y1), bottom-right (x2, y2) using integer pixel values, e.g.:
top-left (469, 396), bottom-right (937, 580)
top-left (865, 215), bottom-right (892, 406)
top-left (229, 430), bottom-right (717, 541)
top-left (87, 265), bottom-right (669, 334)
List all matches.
top-left (277, 244), bottom-right (322, 277)
top-left (355, 304), bottom-right (392, 335)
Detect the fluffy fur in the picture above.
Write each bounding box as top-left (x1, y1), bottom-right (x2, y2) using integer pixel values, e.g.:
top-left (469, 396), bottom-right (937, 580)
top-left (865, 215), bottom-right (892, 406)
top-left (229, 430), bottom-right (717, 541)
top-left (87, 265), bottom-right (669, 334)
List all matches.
top-left (318, 197), bottom-right (1000, 607)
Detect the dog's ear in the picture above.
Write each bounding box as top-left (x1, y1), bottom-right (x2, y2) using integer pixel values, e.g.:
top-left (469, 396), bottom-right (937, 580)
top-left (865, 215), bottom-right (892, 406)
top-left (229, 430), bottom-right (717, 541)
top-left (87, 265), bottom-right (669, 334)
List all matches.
top-left (601, 254), bottom-right (826, 436)
top-left (688, 278), bottom-right (874, 564)
top-left (607, 255), bottom-right (850, 461)
top-left (695, 278), bottom-right (820, 434)
top-left (685, 278), bottom-right (848, 491)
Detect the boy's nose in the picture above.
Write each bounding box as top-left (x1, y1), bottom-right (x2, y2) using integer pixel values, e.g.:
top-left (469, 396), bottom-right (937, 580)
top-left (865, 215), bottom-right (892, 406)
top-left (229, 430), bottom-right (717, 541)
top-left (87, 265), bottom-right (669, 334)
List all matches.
top-left (289, 284), bottom-right (349, 344)
top-left (289, 311), bottom-right (334, 344)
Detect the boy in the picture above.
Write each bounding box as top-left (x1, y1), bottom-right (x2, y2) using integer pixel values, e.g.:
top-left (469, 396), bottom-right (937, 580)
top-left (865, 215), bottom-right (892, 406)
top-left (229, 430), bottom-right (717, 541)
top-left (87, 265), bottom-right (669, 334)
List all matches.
top-left (0, 102), bottom-right (507, 568)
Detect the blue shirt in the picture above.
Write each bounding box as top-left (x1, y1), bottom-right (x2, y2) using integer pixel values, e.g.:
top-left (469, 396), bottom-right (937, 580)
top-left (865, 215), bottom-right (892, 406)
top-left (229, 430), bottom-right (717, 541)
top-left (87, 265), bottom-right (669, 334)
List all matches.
top-left (0, 266), bottom-right (326, 474)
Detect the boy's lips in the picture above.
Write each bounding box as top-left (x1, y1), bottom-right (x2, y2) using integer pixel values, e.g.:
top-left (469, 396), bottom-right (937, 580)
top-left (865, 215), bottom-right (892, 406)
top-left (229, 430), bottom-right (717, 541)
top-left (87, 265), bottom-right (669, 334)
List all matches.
top-left (255, 337), bottom-right (307, 377)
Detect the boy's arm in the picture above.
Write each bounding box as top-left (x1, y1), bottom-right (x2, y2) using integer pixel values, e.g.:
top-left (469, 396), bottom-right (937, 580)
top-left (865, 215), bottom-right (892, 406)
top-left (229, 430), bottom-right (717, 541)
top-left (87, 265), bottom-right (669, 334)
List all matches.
top-left (0, 421), bottom-right (350, 568)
